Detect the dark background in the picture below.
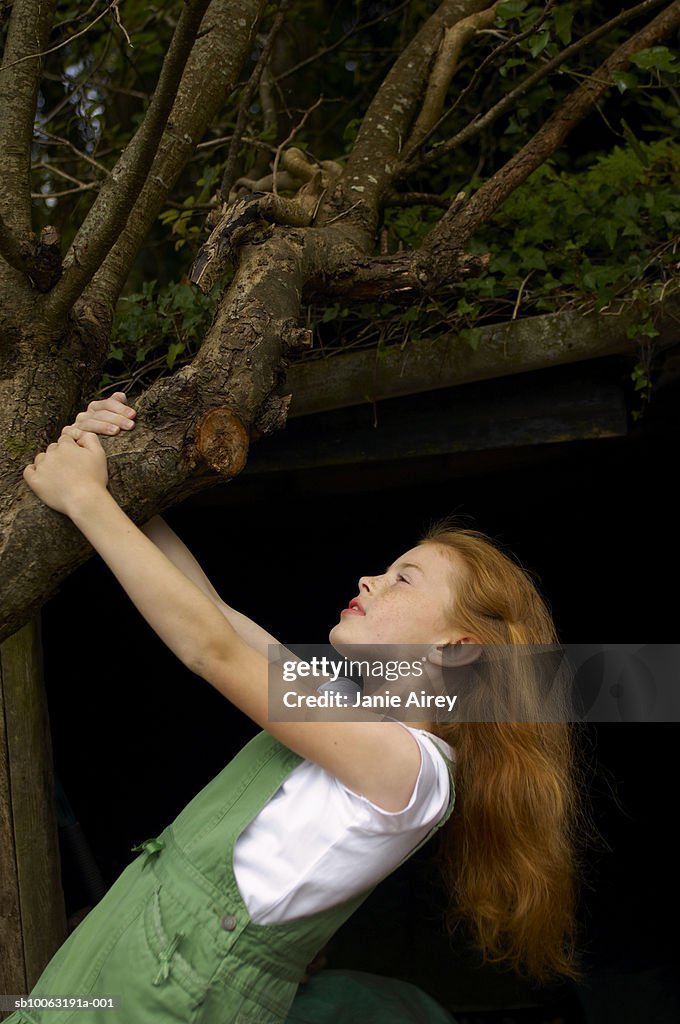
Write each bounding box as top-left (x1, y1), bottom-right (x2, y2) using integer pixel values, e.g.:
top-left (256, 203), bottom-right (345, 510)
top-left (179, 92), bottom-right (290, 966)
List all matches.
top-left (41, 368), bottom-right (679, 1022)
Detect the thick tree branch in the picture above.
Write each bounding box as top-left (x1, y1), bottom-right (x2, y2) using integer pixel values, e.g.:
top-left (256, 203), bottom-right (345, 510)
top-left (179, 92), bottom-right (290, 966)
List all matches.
top-left (190, 190), bottom-right (319, 291)
top-left (0, 229), bottom-right (312, 642)
top-left (219, 1), bottom-right (289, 200)
top-left (319, 0), bottom-right (495, 245)
top-left (79, 0), bottom-right (266, 315)
top-left (401, 3), bottom-right (498, 159)
top-left (417, 0), bottom-right (680, 287)
top-left (44, 0), bottom-right (213, 321)
top-left (399, 0), bottom-right (670, 178)
top-left (0, 0), bottom-right (59, 234)
top-left (305, 245), bottom-right (487, 302)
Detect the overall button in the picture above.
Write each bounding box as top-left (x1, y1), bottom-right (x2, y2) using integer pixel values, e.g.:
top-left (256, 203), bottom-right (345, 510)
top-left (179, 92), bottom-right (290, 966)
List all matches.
top-left (221, 914), bottom-right (237, 932)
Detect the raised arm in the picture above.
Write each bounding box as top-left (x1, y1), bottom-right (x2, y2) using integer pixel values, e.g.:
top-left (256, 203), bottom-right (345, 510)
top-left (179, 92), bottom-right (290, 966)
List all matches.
top-left (65, 394), bottom-right (281, 657)
top-left (141, 515), bottom-right (282, 657)
top-left (23, 430), bottom-right (423, 814)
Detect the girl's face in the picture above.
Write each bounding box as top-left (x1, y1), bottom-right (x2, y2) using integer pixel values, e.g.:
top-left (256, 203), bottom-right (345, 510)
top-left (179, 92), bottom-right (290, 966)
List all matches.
top-left (329, 541), bottom-right (465, 652)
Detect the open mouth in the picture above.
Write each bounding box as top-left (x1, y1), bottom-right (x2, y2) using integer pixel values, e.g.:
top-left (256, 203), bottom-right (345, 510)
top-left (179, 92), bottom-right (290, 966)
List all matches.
top-left (341, 598), bottom-right (365, 616)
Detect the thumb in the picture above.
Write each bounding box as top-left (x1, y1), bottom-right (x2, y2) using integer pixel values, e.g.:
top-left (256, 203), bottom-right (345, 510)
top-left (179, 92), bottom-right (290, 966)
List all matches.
top-left (78, 430), bottom-right (104, 452)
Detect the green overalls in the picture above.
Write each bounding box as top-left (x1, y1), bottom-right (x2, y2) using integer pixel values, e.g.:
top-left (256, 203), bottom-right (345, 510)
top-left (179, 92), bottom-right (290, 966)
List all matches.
top-left (6, 729), bottom-right (456, 1024)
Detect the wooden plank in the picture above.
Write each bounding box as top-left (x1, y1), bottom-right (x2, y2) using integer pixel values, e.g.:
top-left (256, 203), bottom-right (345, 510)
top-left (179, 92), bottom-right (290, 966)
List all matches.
top-left (0, 631), bottom-right (24, 1001)
top-left (285, 307), bottom-right (675, 418)
top-left (0, 618), bottom-right (67, 1004)
top-left (244, 377), bottom-right (627, 475)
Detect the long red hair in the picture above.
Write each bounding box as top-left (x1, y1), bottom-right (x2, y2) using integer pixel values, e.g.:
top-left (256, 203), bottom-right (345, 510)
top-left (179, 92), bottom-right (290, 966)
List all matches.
top-left (420, 518), bottom-right (595, 983)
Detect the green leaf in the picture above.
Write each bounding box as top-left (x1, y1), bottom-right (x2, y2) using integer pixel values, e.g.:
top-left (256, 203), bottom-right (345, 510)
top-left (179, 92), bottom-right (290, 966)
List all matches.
top-left (603, 221), bottom-right (617, 250)
top-left (166, 341), bottom-right (185, 369)
top-left (630, 47), bottom-right (678, 73)
top-left (459, 327), bottom-right (482, 351)
top-left (554, 5), bottom-right (574, 45)
top-left (612, 70), bottom-right (637, 94)
top-left (528, 31), bottom-right (549, 58)
top-left (456, 298), bottom-right (478, 316)
top-left (496, 0), bottom-right (527, 23)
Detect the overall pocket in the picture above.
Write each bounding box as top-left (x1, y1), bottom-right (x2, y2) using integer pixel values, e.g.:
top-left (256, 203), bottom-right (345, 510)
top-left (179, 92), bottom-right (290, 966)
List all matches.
top-left (141, 882), bottom-right (213, 1020)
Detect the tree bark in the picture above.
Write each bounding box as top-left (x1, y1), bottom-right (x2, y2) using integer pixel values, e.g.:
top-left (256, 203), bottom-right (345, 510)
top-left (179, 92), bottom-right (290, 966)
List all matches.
top-left (0, 0), bottom-right (59, 236)
top-left (0, 228), bottom-right (313, 642)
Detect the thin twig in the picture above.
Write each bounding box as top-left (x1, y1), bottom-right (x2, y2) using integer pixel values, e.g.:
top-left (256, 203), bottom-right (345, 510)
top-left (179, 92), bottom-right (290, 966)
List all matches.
top-left (512, 272), bottom-right (533, 320)
top-left (325, 200), bottom-right (362, 225)
top-left (197, 134), bottom-right (277, 153)
top-left (271, 96), bottom-right (324, 196)
top-left (111, 0), bottom-right (132, 47)
top-left (33, 160), bottom-right (97, 188)
top-left (34, 132), bottom-right (110, 175)
top-left (196, 134), bottom-right (234, 151)
top-left (31, 184), bottom-right (98, 199)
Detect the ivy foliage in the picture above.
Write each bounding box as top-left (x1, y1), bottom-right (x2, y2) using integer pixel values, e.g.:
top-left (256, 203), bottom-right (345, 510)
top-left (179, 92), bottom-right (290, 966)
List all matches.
top-left (102, 280), bottom-right (220, 394)
top-left (311, 137), bottom-right (678, 357)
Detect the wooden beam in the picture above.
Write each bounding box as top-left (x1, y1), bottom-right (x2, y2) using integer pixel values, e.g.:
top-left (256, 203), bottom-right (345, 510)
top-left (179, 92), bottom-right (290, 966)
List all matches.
top-left (285, 305), bottom-right (677, 418)
top-left (244, 376), bottom-right (627, 476)
top-left (0, 619), bottom-right (67, 1002)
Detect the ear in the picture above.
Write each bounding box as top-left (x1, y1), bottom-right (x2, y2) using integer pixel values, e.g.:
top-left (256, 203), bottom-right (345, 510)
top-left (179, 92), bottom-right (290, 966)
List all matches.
top-left (426, 640), bottom-right (482, 668)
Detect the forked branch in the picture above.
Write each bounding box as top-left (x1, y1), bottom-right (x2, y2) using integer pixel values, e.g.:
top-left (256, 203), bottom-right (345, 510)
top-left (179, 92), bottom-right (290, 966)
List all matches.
top-left (417, 0), bottom-right (680, 286)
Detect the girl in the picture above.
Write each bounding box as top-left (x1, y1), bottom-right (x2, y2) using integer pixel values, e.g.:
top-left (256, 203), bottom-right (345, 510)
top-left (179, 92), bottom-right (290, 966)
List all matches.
top-left (13, 394), bottom-right (586, 1023)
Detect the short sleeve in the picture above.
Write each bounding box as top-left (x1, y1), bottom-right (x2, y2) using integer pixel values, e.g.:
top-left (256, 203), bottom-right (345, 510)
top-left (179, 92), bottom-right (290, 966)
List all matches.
top-left (334, 726), bottom-right (453, 835)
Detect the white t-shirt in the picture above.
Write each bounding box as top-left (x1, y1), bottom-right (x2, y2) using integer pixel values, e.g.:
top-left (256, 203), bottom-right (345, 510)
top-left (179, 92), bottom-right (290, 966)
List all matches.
top-left (232, 726), bottom-right (455, 924)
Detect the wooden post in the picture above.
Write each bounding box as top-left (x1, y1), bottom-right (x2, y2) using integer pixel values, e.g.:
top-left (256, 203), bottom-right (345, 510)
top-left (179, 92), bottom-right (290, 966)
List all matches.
top-left (0, 617), bottom-right (66, 1011)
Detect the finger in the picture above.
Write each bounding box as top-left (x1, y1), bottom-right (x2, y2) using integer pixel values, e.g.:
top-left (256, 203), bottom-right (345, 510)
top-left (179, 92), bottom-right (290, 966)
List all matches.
top-left (75, 409), bottom-right (134, 433)
top-left (87, 396), bottom-right (136, 417)
top-left (78, 430), bottom-right (104, 452)
top-left (46, 442), bottom-right (59, 452)
top-left (60, 425), bottom-right (82, 440)
top-left (34, 451), bottom-right (46, 464)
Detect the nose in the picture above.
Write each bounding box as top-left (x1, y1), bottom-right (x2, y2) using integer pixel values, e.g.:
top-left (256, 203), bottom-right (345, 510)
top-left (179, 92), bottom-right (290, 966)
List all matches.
top-left (358, 573), bottom-right (379, 593)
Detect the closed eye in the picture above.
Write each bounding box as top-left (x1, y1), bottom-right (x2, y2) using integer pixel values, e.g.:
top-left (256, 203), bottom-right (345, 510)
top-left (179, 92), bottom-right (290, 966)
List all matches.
top-left (396, 574), bottom-right (411, 584)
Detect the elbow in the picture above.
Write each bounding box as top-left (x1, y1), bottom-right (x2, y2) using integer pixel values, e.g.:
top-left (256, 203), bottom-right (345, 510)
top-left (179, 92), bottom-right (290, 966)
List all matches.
top-left (183, 641), bottom-right (224, 681)
top-left (173, 606), bottom-right (242, 681)
top-left (183, 631), bottom-right (240, 683)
